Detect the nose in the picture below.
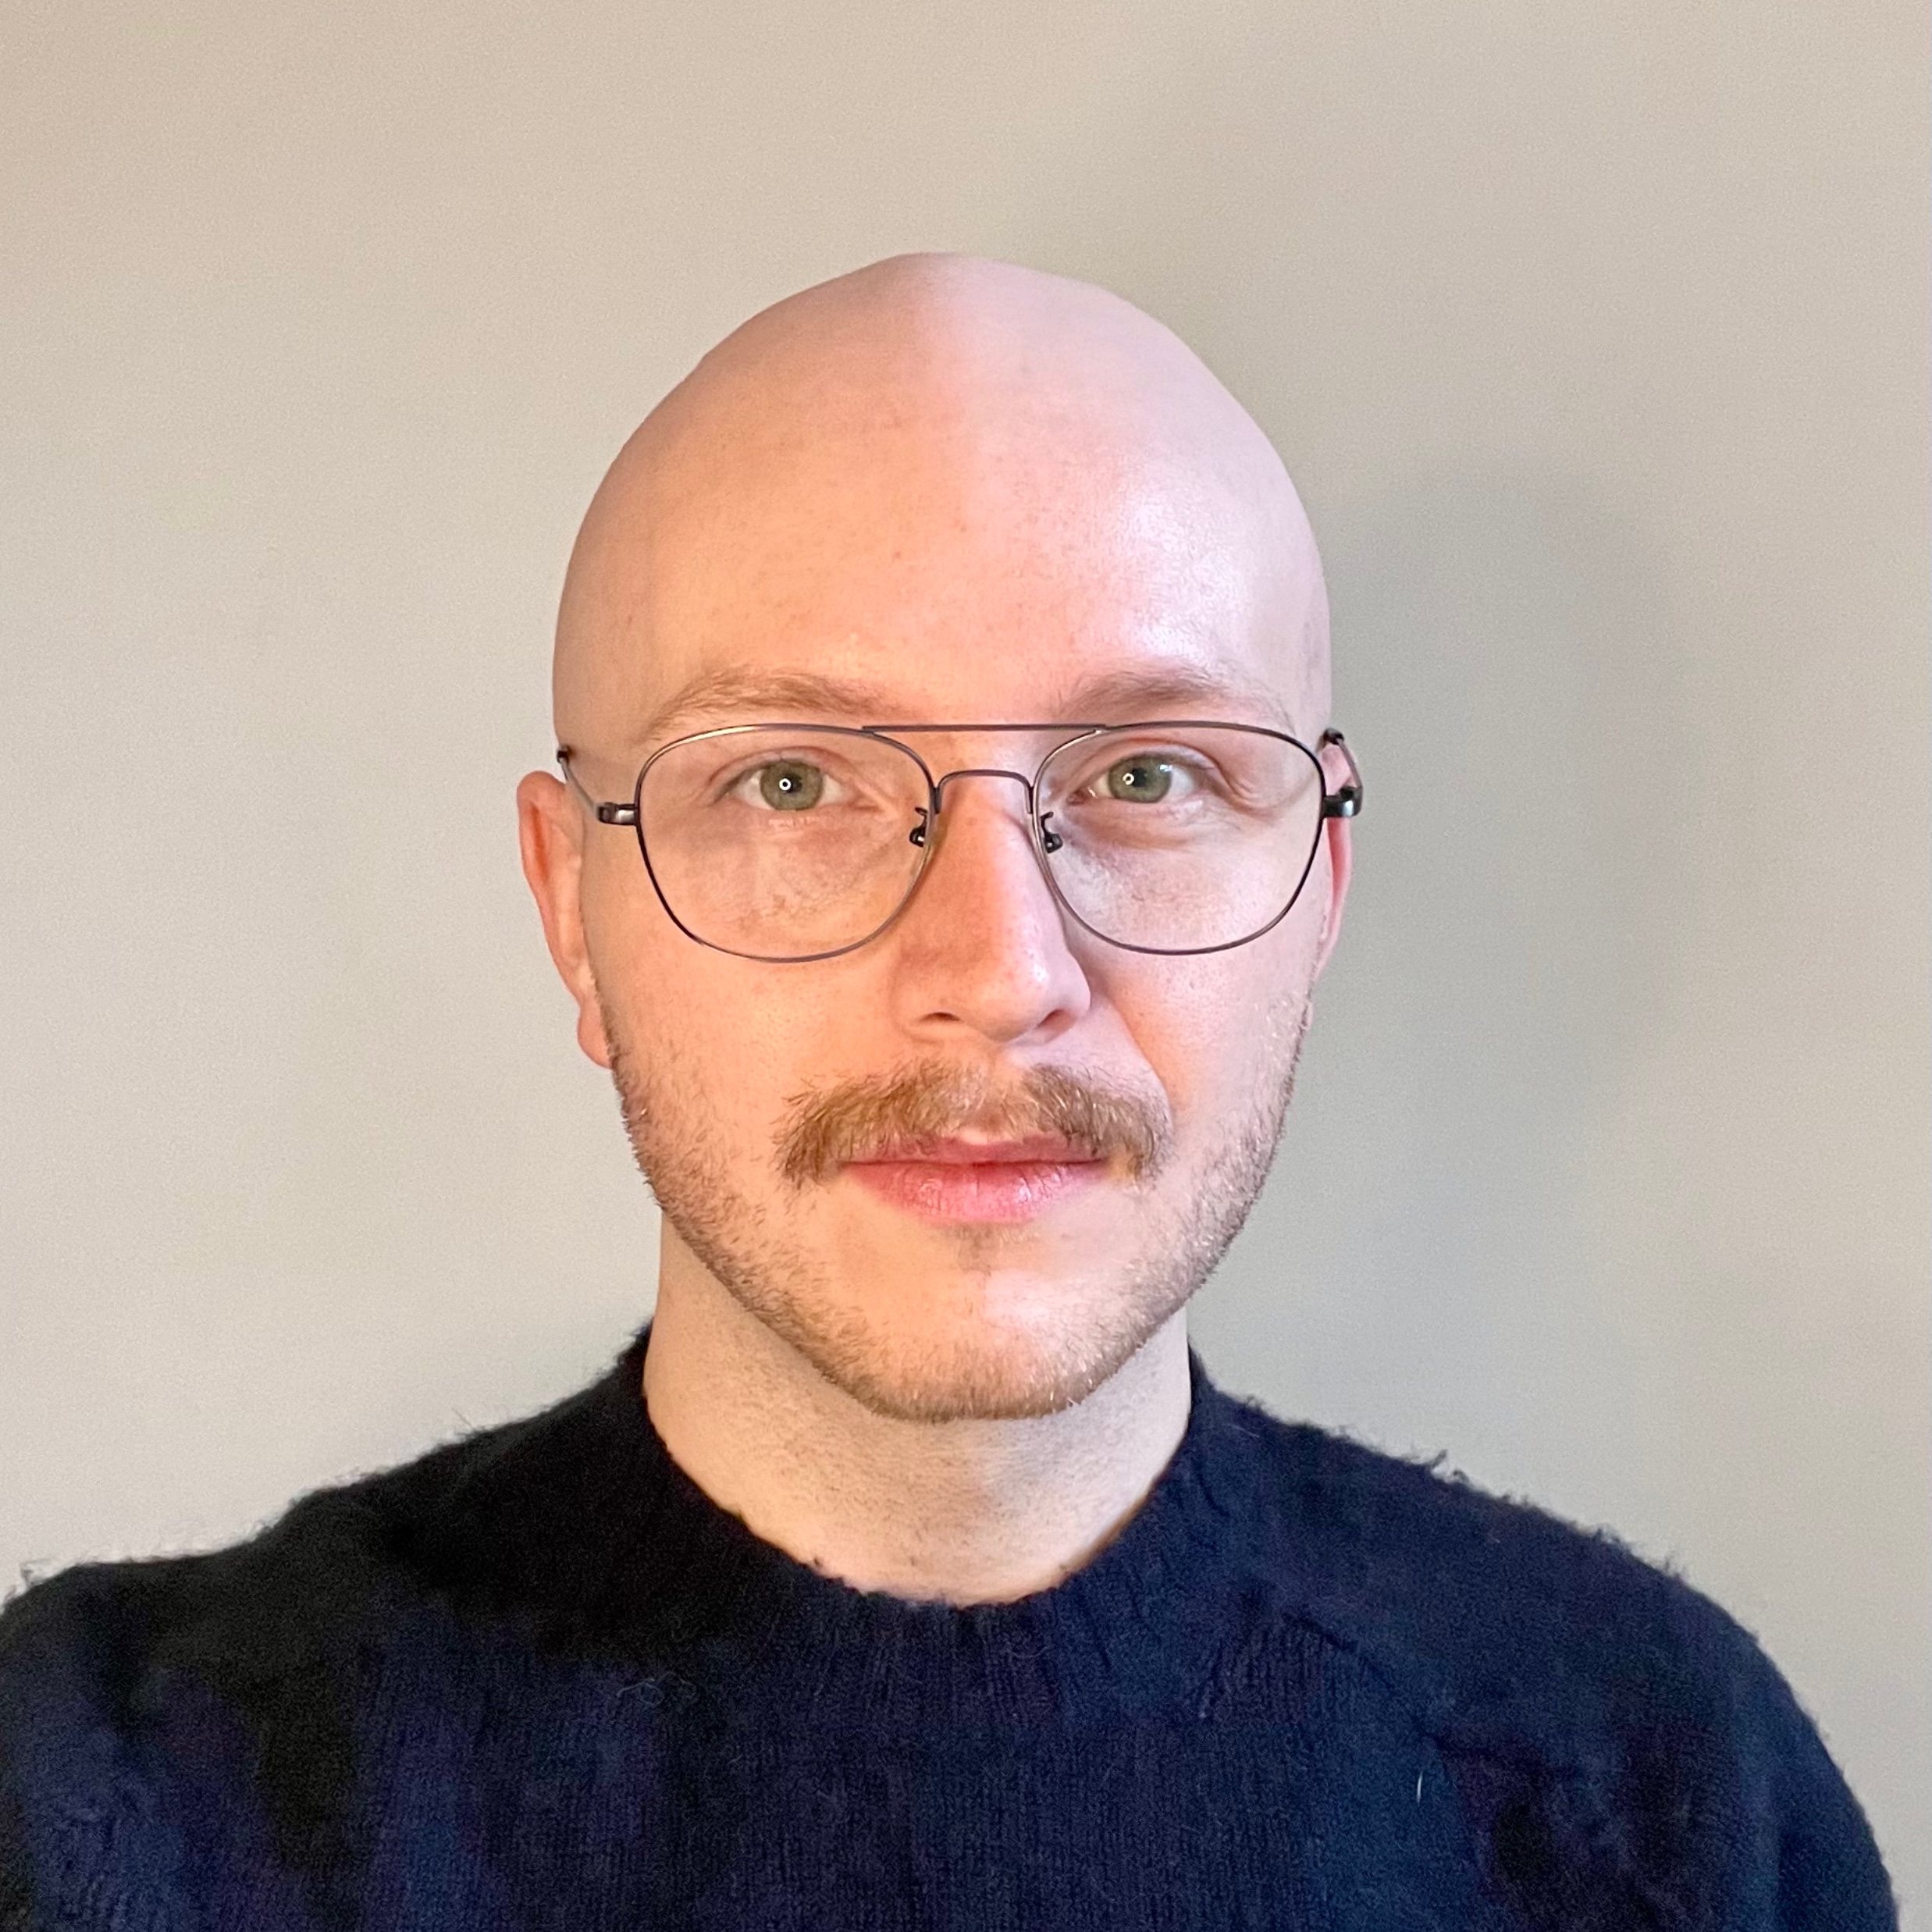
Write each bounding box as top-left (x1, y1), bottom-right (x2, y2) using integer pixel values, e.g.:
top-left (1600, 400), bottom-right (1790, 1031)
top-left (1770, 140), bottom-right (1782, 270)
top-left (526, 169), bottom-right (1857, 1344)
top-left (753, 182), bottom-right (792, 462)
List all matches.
top-left (887, 771), bottom-right (1093, 1048)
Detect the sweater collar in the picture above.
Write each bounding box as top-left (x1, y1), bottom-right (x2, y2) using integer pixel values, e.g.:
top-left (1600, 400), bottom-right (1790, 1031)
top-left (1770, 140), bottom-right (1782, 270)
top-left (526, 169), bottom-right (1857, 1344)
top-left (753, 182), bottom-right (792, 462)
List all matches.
top-left (428, 1326), bottom-right (1268, 1725)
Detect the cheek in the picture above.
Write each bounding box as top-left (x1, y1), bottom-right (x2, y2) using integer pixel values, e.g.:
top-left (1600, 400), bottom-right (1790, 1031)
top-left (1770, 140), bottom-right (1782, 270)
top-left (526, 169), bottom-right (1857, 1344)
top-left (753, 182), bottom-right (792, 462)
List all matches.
top-left (580, 870), bottom-right (866, 1147)
top-left (580, 866), bottom-right (736, 1087)
top-left (1103, 915), bottom-right (1322, 1123)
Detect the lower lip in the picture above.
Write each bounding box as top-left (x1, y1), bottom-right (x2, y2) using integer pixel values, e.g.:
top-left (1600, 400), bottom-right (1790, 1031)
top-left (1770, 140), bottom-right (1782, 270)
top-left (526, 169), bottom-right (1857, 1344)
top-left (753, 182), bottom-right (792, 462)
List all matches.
top-left (842, 1158), bottom-right (1107, 1225)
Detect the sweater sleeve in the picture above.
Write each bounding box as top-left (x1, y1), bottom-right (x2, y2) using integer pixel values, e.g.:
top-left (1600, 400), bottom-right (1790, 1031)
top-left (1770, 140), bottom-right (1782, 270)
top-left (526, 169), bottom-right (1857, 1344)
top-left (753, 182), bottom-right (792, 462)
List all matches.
top-left (1406, 1596), bottom-right (1897, 1932)
top-left (1750, 1641), bottom-right (1896, 1931)
top-left (0, 1564), bottom-right (196, 1932)
top-left (0, 1784), bottom-right (35, 1932)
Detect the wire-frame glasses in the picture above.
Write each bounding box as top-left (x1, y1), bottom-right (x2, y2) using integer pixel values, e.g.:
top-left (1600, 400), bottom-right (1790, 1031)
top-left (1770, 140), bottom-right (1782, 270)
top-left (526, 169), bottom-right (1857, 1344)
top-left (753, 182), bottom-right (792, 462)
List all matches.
top-left (557, 720), bottom-right (1361, 962)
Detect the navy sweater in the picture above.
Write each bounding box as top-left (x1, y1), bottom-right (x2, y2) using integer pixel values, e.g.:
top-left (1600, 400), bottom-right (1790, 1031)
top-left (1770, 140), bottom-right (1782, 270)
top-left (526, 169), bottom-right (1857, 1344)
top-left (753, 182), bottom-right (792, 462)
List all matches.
top-left (0, 1332), bottom-right (1893, 1930)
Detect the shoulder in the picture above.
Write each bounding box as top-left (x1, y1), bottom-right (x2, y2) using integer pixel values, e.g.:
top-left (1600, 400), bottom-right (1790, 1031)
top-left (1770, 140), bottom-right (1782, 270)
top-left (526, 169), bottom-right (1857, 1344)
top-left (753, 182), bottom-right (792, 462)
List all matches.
top-left (0, 1361), bottom-right (630, 1888)
top-left (0, 1441), bottom-right (436, 1817)
top-left (1214, 1391), bottom-right (1731, 1732)
top-left (0, 1354), bottom-right (631, 1702)
top-left (1205, 1385), bottom-right (1895, 1924)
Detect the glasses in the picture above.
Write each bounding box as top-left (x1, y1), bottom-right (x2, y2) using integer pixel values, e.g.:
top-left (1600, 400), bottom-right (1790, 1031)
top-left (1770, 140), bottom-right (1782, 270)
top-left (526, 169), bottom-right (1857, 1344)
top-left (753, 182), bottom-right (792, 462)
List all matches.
top-left (557, 720), bottom-right (1361, 962)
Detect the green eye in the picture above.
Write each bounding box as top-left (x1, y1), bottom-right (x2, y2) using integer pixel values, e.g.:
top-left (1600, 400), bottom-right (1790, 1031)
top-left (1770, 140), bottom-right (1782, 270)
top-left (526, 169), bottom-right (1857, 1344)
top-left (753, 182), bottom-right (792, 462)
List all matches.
top-left (757, 760), bottom-right (825, 809)
top-left (1105, 755), bottom-right (1175, 802)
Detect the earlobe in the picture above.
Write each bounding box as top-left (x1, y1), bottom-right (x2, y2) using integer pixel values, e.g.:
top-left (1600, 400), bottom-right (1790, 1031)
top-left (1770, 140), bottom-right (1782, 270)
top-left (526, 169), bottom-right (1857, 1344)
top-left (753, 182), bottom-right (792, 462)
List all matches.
top-left (575, 992), bottom-right (614, 1069)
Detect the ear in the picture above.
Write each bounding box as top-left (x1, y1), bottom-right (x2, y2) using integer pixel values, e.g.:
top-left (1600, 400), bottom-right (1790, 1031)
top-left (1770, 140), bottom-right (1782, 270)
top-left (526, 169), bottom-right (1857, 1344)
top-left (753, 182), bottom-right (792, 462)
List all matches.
top-left (516, 770), bottom-right (614, 1069)
top-left (1311, 739), bottom-right (1355, 979)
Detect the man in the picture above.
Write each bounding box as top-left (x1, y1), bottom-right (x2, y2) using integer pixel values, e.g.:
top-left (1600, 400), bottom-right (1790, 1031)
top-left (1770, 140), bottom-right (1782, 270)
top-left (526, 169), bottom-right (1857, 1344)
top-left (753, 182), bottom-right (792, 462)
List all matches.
top-left (0, 255), bottom-right (1893, 1927)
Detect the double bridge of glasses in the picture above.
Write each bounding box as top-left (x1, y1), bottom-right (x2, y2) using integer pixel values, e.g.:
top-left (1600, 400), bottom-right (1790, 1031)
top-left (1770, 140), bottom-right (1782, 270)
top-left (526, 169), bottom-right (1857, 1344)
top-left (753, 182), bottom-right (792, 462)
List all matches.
top-left (557, 720), bottom-right (1361, 962)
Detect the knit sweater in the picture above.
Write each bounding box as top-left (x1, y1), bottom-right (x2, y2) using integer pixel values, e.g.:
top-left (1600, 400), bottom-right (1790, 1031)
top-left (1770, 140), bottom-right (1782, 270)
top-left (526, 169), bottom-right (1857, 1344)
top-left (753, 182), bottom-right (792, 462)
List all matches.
top-left (0, 1332), bottom-right (1893, 1930)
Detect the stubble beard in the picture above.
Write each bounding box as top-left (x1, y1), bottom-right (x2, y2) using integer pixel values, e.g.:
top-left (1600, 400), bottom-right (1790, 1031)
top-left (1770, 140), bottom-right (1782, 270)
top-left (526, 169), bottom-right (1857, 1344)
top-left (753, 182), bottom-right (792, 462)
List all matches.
top-left (601, 998), bottom-right (1310, 1423)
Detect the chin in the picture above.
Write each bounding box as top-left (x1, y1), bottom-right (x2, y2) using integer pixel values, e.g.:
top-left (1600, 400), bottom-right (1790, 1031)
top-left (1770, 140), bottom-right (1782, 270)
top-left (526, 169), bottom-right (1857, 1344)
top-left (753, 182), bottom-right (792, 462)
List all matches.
top-left (767, 1272), bottom-right (1182, 1424)
top-left (642, 1120), bottom-right (1211, 1425)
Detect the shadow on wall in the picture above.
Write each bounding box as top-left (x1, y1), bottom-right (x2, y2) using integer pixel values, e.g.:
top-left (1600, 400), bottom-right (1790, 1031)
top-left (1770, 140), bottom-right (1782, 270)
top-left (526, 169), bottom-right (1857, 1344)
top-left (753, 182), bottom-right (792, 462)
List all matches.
top-left (1196, 466), bottom-right (1699, 1495)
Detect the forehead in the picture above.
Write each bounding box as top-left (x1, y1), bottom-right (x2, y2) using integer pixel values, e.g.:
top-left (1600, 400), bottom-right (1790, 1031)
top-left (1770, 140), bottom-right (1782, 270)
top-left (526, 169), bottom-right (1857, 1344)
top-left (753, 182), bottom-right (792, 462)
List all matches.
top-left (603, 429), bottom-right (1317, 750)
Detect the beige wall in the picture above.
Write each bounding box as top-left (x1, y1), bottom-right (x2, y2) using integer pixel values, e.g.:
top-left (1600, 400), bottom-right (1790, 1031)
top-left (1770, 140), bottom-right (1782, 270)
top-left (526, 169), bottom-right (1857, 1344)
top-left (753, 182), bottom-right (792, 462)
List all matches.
top-left (3, 0), bottom-right (1925, 1910)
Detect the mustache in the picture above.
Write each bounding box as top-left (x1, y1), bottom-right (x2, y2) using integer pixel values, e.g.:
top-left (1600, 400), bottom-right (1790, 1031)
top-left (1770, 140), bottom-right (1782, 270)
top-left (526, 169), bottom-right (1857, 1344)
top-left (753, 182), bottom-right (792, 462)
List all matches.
top-left (776, 1062), bottom-right (1173, 1187)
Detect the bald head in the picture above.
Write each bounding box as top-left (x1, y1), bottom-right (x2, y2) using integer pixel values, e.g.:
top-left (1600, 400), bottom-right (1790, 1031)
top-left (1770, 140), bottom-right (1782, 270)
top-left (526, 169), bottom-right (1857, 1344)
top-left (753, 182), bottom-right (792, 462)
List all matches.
top-left (555, 254), bottom-right (1328, 764)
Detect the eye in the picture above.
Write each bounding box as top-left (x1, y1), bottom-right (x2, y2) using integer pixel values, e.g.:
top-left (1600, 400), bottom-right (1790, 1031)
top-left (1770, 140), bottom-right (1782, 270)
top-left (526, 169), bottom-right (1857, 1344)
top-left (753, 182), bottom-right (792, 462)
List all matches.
top-left (1093, 752), bottom-right (1197, 804)
top-left (735, 759), bottom-right (834, 811)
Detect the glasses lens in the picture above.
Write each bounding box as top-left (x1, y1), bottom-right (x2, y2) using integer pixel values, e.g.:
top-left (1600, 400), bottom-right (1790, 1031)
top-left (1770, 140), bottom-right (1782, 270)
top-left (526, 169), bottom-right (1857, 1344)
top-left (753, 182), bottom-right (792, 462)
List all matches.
top-left (1037, 725), bottom-right (1325, 951)
top-left (637, 728), bottom-right (930, 959)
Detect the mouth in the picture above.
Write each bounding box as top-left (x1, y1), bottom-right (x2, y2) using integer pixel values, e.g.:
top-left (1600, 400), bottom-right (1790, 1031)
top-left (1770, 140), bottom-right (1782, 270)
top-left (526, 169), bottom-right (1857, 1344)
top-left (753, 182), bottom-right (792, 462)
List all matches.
top-left (839, 1137), bottom-right (1112, 1226)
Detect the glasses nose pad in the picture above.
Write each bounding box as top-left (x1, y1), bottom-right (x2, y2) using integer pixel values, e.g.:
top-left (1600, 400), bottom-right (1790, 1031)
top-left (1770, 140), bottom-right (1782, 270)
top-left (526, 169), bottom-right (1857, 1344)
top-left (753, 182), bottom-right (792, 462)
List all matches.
top-left (908, 806), bottom-right (931, 849)
top-left (1037, 811), bottom-right (1064, 855)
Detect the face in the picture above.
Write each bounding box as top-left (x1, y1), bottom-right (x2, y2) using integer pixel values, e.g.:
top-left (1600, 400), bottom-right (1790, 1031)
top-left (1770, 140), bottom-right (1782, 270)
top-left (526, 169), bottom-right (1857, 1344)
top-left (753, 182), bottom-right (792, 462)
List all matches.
top-left (520, 375), bottom-right (1350, 1424)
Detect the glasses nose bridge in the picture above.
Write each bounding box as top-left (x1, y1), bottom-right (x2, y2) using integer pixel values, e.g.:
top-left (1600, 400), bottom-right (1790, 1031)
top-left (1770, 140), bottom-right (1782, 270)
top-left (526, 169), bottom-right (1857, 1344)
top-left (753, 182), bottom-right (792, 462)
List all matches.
top-left (927, 764), bottom-right (1042, 817)
top-left (914, 765), bottom-right (1061, 866)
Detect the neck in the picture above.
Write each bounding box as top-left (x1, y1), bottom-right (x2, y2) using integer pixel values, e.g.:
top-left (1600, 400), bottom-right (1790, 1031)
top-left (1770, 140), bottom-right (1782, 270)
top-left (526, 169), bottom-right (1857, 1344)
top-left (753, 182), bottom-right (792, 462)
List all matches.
top-left (641, 1236), bottom-right (1193, 1606)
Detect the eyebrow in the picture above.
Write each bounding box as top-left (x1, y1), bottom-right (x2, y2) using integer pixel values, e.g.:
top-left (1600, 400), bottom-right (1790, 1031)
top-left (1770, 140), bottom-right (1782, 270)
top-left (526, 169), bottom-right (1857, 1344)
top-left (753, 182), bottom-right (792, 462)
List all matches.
top-left (635, 660), bottom-right (1297, 749)
top-left (639, 668), bottom-right (899, 747)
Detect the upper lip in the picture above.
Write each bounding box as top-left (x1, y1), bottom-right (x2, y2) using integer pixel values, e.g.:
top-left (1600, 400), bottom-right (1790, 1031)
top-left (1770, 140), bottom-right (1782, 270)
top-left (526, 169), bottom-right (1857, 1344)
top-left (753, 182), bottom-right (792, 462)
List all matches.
top-left (848, 1136), bottom-right (1099, 1166)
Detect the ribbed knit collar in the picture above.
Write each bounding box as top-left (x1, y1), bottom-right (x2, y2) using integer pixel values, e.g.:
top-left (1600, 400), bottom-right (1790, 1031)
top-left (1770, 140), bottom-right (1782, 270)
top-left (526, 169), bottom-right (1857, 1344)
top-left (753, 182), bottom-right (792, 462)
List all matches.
top-left (426, 1328), bottom-right (1270, 1727)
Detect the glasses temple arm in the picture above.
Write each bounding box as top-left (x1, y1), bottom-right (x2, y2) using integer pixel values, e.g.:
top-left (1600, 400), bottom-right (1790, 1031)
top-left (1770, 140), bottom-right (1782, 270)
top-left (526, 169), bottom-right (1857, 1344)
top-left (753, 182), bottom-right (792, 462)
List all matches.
top-left (555, 745), bottom-right (639, 826)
